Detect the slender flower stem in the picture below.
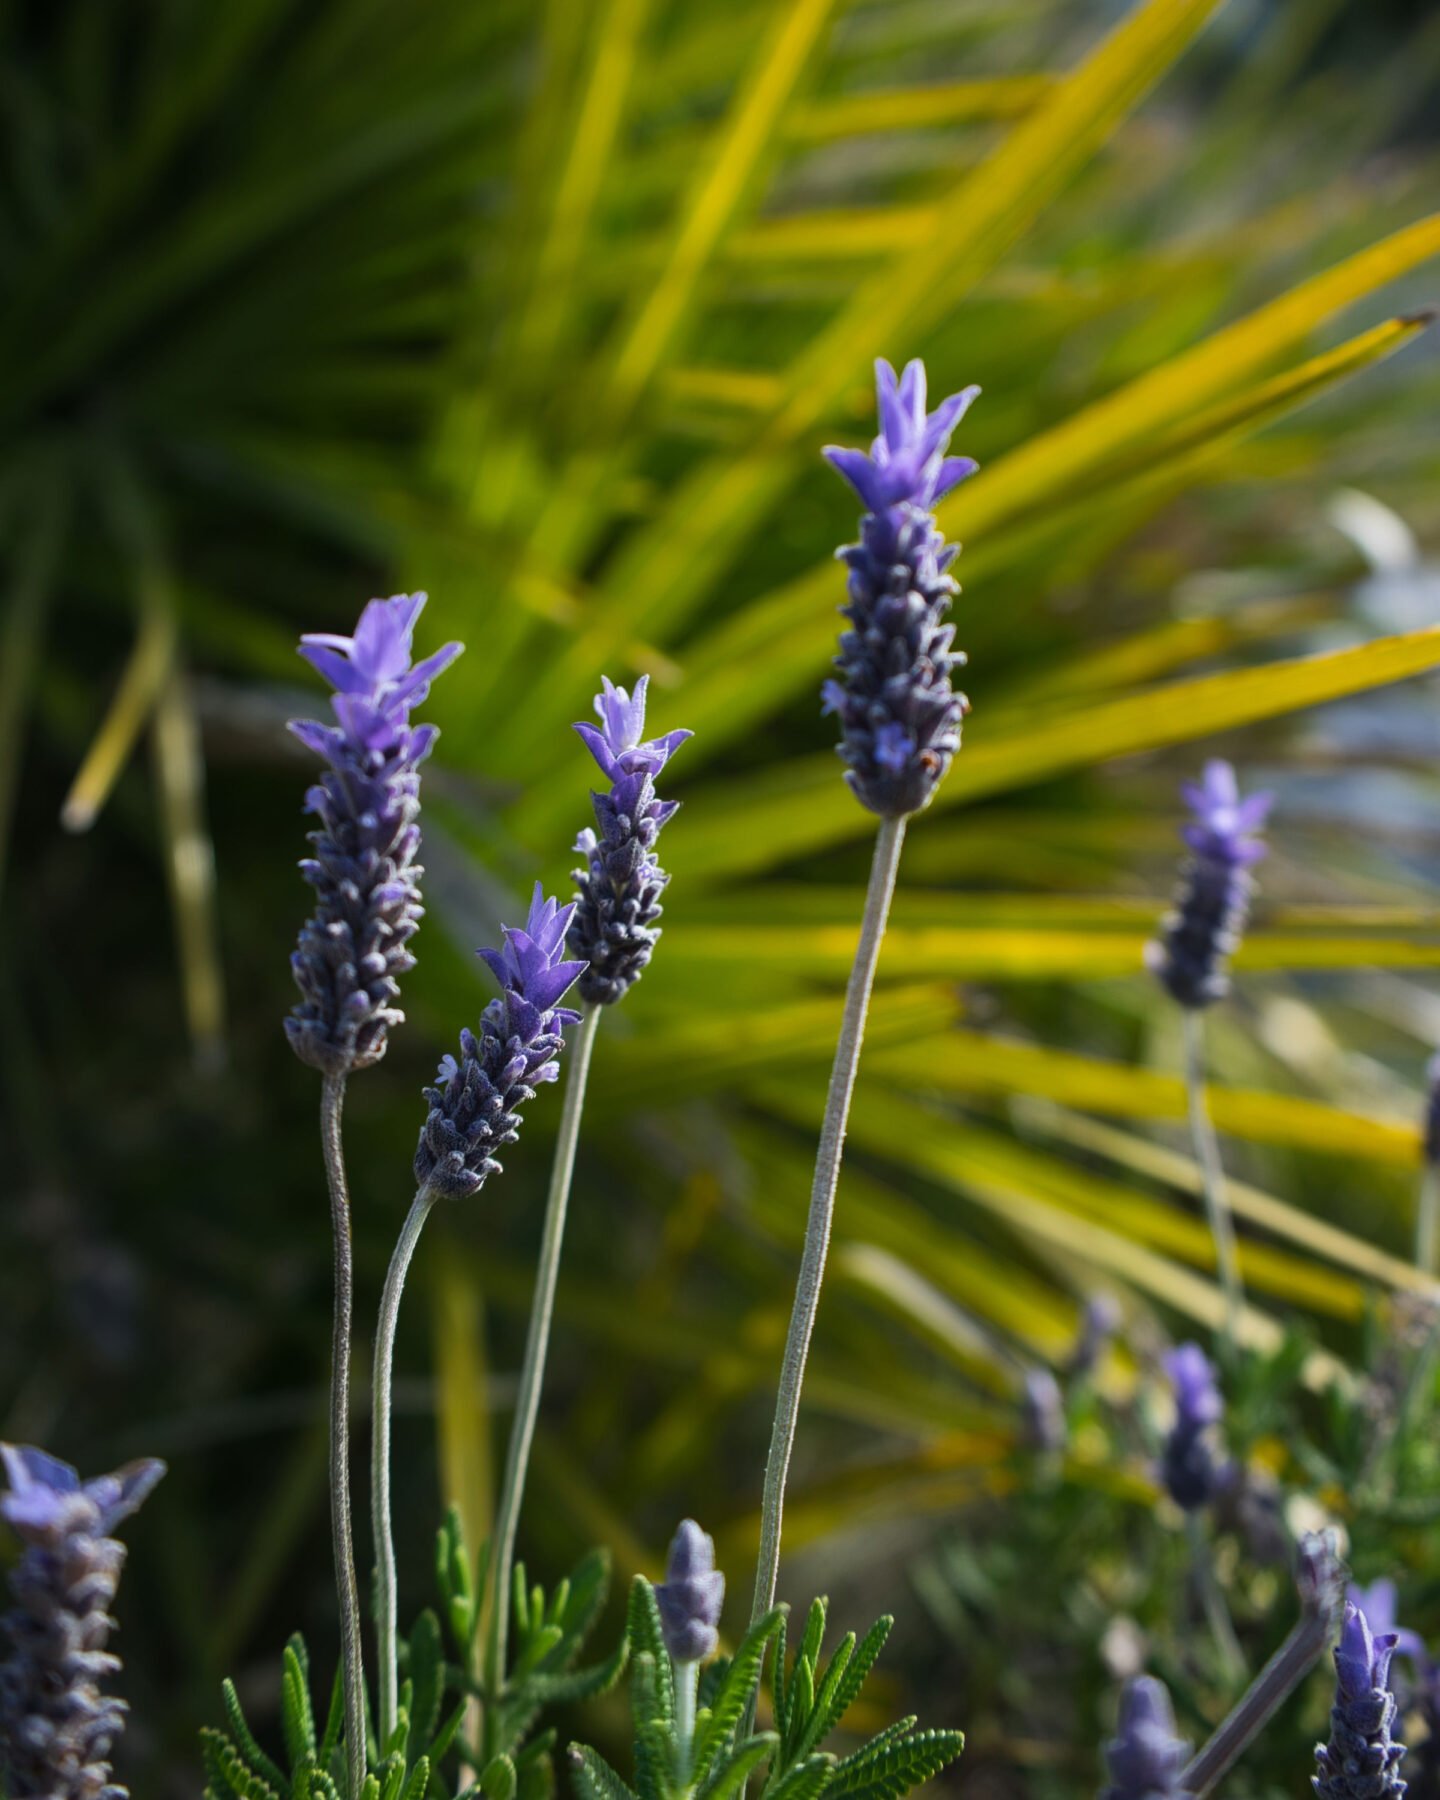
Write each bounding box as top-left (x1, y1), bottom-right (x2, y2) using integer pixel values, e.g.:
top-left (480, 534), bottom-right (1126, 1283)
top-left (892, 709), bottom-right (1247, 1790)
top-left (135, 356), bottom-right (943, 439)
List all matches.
top-left (1417, 1164), bottom-right (1439, 1276)
top-left (485, 1005), bottom-right (603, 1706)
top-left (1182, 1008), bottom-right (1243, 1362)
top-left (319, 1073), bottom-right (368, 1800)
top-left (675, 1659), bottom-right (699, 1785)
top-left (372, 1187), bottom-right (438, 1748)
top-left (750, 816), bottom-right (906, 1631)
top-left (1186, 1510), bottom-right (1246, 1684)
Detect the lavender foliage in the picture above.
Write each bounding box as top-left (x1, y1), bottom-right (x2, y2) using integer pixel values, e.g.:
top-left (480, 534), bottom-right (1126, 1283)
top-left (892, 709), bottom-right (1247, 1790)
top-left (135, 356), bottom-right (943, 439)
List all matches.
top-left (822, 358), bottom-right (979, 818)
top-left (1314, 1604), bottom-right (1407, 1800)
top-left (653, 1519), bottom-right (725, 1664)
top-left (1161, 1343), bottom-right (1227, 1512)
top-left (286, 593), bottom-right (462, 1076)
top-left (1101, 1676), bottom-right (1192, 1800)
top-left (0, 1445), bottom-right (165, 1800)
top-left (413, 884), bottom-right (586, 1200)
top-left (569, 676), bottom-right (692, 1007)
top-left (1147, 760), bottom-right (1272, 1011)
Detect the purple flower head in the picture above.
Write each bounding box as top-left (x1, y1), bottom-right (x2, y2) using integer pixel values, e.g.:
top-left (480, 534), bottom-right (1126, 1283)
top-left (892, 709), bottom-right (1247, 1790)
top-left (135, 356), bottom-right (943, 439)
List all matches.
top-left (1147, 760), bottom-right (1272, 1011)
top-left (1101, 1676), bottom-right (1191, 1800)
top-left (1, 1443), bottom-right (165, 1800)
top-left (823, 359), bottom-right (980, 515)
top-left (414, 884), bottom-right (585, 1201)
top-left (286, 593), bottom-right (463, 1075)
top-left (570, 675), bottom-right (692, 1007)
top-left (1347, 1580), bottom-right (1429, 1674)
top-left (1160, 1343), bottom-right (1227, 1512)
top-left (1315, 1604), bottom-right (1407, 1799)
top-left (1021, 1367), bottom-right (1067, 1454)
top-left (1424, 1051), bottom-right (1440, 1168)
top-left (654, 1520), bottom-right (725, 1665)
top-left (821, 359), bottom-right (978, 817)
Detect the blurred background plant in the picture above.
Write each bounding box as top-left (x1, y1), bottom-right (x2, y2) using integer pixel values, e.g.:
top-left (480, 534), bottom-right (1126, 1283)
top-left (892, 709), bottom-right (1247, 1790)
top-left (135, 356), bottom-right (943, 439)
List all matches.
top-left (2, 0), bottom-right (1440, 1794)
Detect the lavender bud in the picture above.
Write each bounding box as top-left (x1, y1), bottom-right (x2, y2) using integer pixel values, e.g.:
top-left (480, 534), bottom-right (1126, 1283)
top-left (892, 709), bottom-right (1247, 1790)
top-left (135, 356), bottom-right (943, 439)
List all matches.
top-left (1146, 761), bottom-right (1272, 1011)
top-left (1424, 1052), bottom-right (1440, 1167)
top-left (286, 593), bottom-right (462, 1075)
top-left (822, 358), bottom-right (979, 818)
top-left (0, 1444), bottom-right (165, 1800)
top-left (569, 676), bottom-right (692, 1007)
top-left (654, 1520), bottom-right (725, 1665)
top-left (1314, 1604), bottom-right (1407, 1799)
top-left (1020, 1367), bottom-right (1067, 1454)
top-left (1161, 1343), bottom-right (1227, 1512)
top-left (1101, 1676), bottom-right (1192, 1800)
top-left (414, 884), bottom-right (585, 1199)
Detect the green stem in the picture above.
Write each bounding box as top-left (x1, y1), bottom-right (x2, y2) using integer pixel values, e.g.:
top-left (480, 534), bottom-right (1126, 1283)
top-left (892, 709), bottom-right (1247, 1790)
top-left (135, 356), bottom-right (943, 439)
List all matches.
top-left (1187, 1510), bottom-right (1246, 1685)
top-left (1183, 1008), bottom-right (1243, 1363)
top-left (319, 1073), bottom-right (368, 1800)
top-left (372, 1188), bottom-right (438, 1748)
top-left (675, 1658), bottom-right (700, 1787)
top-left (1416, 1164), bottom-right (1439, 1276)
top-left (749, 816), bottom-right (906, 1632)
top-left (485, 1005), bottom-right (603, 1711)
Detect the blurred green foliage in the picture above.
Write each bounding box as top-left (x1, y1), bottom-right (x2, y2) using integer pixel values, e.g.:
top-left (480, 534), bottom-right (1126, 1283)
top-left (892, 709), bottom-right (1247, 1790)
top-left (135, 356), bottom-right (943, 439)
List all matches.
top-left (2, 0), bottom-right (1440, 1794)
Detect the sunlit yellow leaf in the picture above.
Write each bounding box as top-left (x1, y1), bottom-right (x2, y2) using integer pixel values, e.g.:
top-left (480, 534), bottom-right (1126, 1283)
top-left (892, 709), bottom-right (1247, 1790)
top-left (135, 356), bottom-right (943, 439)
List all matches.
top-left (787, 77), bottom-right (1055, 140)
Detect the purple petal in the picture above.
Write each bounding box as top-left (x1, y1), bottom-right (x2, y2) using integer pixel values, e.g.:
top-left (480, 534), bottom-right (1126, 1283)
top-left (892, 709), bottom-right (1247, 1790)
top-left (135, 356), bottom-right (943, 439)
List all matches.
top-left (298, 641), bottom-right (370, 695)
top-left (897, 358), bottom-right (927, 430)
top-left (931, 455), bottom-right (980, 504)
top-left (2, 1444), bottom-right (80, 1495)
top-left (823, 446), bottom-right (886, 513)
top-left (875, 359), bottom-right (908, 452)
top-left (574, 720), bottom-right (621, 780)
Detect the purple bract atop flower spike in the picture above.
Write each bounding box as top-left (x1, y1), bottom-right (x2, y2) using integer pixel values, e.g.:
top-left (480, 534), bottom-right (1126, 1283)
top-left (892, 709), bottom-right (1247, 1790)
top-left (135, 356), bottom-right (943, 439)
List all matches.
top-left (570, 674), bottom-right (693, 1007)
top-left (1, 1443), bottom-right (165, 1800)
top-left (654, 1519), bottom-right (725, 1665)
top-left (413, 884), bottom-right (586, 1200)
top-left (1161, 1342), bottom-right (1228, 1512)
top-left (1347, 1580), bottom-right (1429, 1673)
top-left (286, 592), bottom-right (462, 1076)
top-left (1314, 1603), bottom-right (1407, 1799)
top-left (1100, 1676), bottom-right (1191, 1800)
top-left (1146, 759), bottom-right (1273, 1011)
top-left (821, 358), bottom-right (979, 817)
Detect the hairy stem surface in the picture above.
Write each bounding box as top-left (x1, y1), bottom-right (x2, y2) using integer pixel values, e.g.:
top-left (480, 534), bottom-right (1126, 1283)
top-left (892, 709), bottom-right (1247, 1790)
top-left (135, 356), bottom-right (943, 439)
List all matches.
top-left (320, 1073), bottom-right (368, 1799)
top-left (1183, 1008), bottom-right (1243, 1360)
top-left (372, 1187), bottom-right (438, 1746)
top-left (749, 815), bottom-right (905, 1629)
top-left (486, 1005), bottom-right (603, 1709)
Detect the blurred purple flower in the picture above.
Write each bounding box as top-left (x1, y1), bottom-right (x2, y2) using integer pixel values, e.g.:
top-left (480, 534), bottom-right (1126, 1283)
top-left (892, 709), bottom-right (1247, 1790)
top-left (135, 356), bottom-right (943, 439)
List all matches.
top-left (1347, 1579), bottom-right (1429, 1673)
top-left (1101, 1676), bottom-right (1191, 1800)
top-left (654, 1520), bottom-right (725, 1665)
top-left (1425, 1052), bottom-right (1440, 1168)
top-left (1021, 1367), bottom-right (1067, 1454)
top-left (1314, 1603), bottom-right (1406, 1799)
top-left (1161, 1342), bottom-right (1228, 1512)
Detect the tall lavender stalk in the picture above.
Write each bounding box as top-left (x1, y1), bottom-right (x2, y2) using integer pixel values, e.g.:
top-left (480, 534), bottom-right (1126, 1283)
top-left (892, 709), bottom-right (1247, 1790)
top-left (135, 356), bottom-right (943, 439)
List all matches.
top-left (286, 592), bottom-right (460, 1790)
top-left (749, 358), bottom-right (978, 1640)
top-left (1147, 760), bottom-right (1271, 1361)
top-left (371, 887), bottom-right (585, 1744)
top-left (484, 679), bottom-right (691, 1714)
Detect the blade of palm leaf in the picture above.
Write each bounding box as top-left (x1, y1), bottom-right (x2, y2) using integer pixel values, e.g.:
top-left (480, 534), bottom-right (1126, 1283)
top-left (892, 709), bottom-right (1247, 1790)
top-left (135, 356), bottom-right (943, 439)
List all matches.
top-left (1022, 1102), bottom-right (1432, 1296)
top-left (661, 623), bottom-right (1440, 883)
top-left (0, 464), bottom-right (65, 902)
top-left (432, 1247), bottom-right (494, 1597)
top-left (487, 0), bottom-right (1230, 764)
top-left (786, 75), bottom-right (1056, 140)
top-left (835, 1242), bottom-right (1033, 1385)
top-left (150, 670), bottom-right (226, 1069)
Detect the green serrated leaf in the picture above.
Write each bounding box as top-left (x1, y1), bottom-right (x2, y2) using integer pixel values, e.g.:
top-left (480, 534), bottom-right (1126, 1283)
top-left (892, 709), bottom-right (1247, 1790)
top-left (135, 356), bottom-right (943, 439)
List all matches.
top-left (407, 1610), bottom-right (446, 1751)
top-left (783, 1660), bottom-right (813, 1763)
top-left (626, 1580), bottom-right (675, 1726)
top-left (813, 1620), bottom-right (891, 1750)
top-left (690, 1608), bottom-right (785, 1786)
top-left (795, 1602), bottom-right (827, 1683)
top-left (828, 1730), bottom-right (965, 1800)
top-left (521, 1634), bottom-right (628, 1709)
top-left (401, 1760), bottom-right (431, 1800)
top-left (554, 1548), bottom-right (611, 1652)
top-left (695, 1735), bottom-right (780, 1800)
top-left (360, 1777), bottom-right (382, 1800)
top-left (764, 1752), bottom-right (834, 1800)
top-left (547, 1578), bottom-right (571, 1628)
top-left (516, 1749), bottom-right (553, 1800)
top-left (512, 1623), bottom-right (566, 1680)
top-left (771, 1614), bottom-right (790, 1741)
top-left (282, 1644), bottom-right (318, 1768)
top-left (201, 1728), bottom-right (284, 1800)
top-left (222, 1678), bottom-right (289, 1792)
top-left (480, 1754), bottom-right (517, 1800)
top-left (567, 1746), bottom-right (641, 1800)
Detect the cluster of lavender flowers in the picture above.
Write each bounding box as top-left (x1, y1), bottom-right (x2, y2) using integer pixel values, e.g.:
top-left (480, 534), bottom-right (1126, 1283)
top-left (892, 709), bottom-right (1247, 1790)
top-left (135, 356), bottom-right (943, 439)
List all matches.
top-left (0, 1446), bottom-right (164, 1800)
top-left (1314, 1604), bottom-right (1407, 1799)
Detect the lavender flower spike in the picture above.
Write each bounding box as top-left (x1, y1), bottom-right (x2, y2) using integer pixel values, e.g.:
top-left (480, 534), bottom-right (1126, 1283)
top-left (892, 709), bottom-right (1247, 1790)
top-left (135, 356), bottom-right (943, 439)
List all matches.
top-left (822, 358), bottom-right (979, 817)
top-left (1314, 1604), bottom-right (1407, 1799)
top-left (1147, 760), bottom-right (1272, 1011)
top-left (414, 883), bottom-right (586, 1199)
top-left (654, 1520), bottom-right (725, 1664)
top-left (1, 1444), bottom-right (165, 1800)
top-left (570, 675), bottom-right (692, 1006)
top-left (287, 593), bottom-right (462, 1075)
top-left (1161, 1342), bottom-right (1228, 1512)
top-left (1101, 1677), bottom-right (1192, 1800)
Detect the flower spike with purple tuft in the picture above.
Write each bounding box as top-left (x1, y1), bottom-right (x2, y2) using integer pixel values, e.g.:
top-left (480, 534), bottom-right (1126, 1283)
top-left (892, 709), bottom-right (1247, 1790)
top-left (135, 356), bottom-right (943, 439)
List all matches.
top-left (1147, 759), bottom-right (1273, 1011)
top-left (570, 674), bottom-right (692, 1006)
top-left (413, 883), bottom-right (587, 1200)
top-left (1, 1443), bottom-right (165, 1800)
top-left (654, 1519), bottom-right (726, 1665)
top-left (1314, 1603), bottom-right (1407, 1799)
top-left (821, 358), bottom-right (979, 818)
top-left (286, 592), bottom-right (462, 1075)
top-left (1101, 1676), bottom-right (1192, 1800)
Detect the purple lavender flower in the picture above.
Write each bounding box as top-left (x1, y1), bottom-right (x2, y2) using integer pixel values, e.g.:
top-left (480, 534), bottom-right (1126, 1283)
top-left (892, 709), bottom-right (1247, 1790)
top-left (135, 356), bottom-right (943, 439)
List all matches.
top-left (1101, 1676), bottom-right (1192, 1800)
top-left (286, 593), bottom-right (462, 1075)
top-left (1314, 1604), bottom-right (1407, 1799)
top-left (1347, 1581), bottom-right (1429, 1673)
top-left (413, 884), bottom-right (586, 1200)
top-left (569, 675), bottom-right (692, 1007)
top-left (1, 1444), bottom-right (165, 1800)
top-left (1161, 1343), bottom-right (1227, 1512)
top-left (1424, 1052), bottom-right (1440, 1167)
top-left (1146, 760), bottom-right (1272, 1011)
top-left (822, 358), bottom-right (979, 818)
top-left (654, 1520), bottom-right (725, 1665)
top-left (1021, 1367), bottom-right (1067, 1454)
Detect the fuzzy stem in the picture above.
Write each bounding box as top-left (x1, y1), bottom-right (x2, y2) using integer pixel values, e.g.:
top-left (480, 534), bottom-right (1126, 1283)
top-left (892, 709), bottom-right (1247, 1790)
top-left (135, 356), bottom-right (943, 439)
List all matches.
top-left (1417, 1164), bottom-right (1440, 1276)
top-left (372, 1187), bottom-right (438, 1747)
top-left (749, 815), bottom-right (905, 1632)
top-left (319, 1073), bottom-right (368, 1800)
top-left (1183, 1008), bottom-right (1243, 1362)
top-left (675, 1658), bottom-right (700, 1786)
top-left (485, 1005), bottom-right (603, 1707)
